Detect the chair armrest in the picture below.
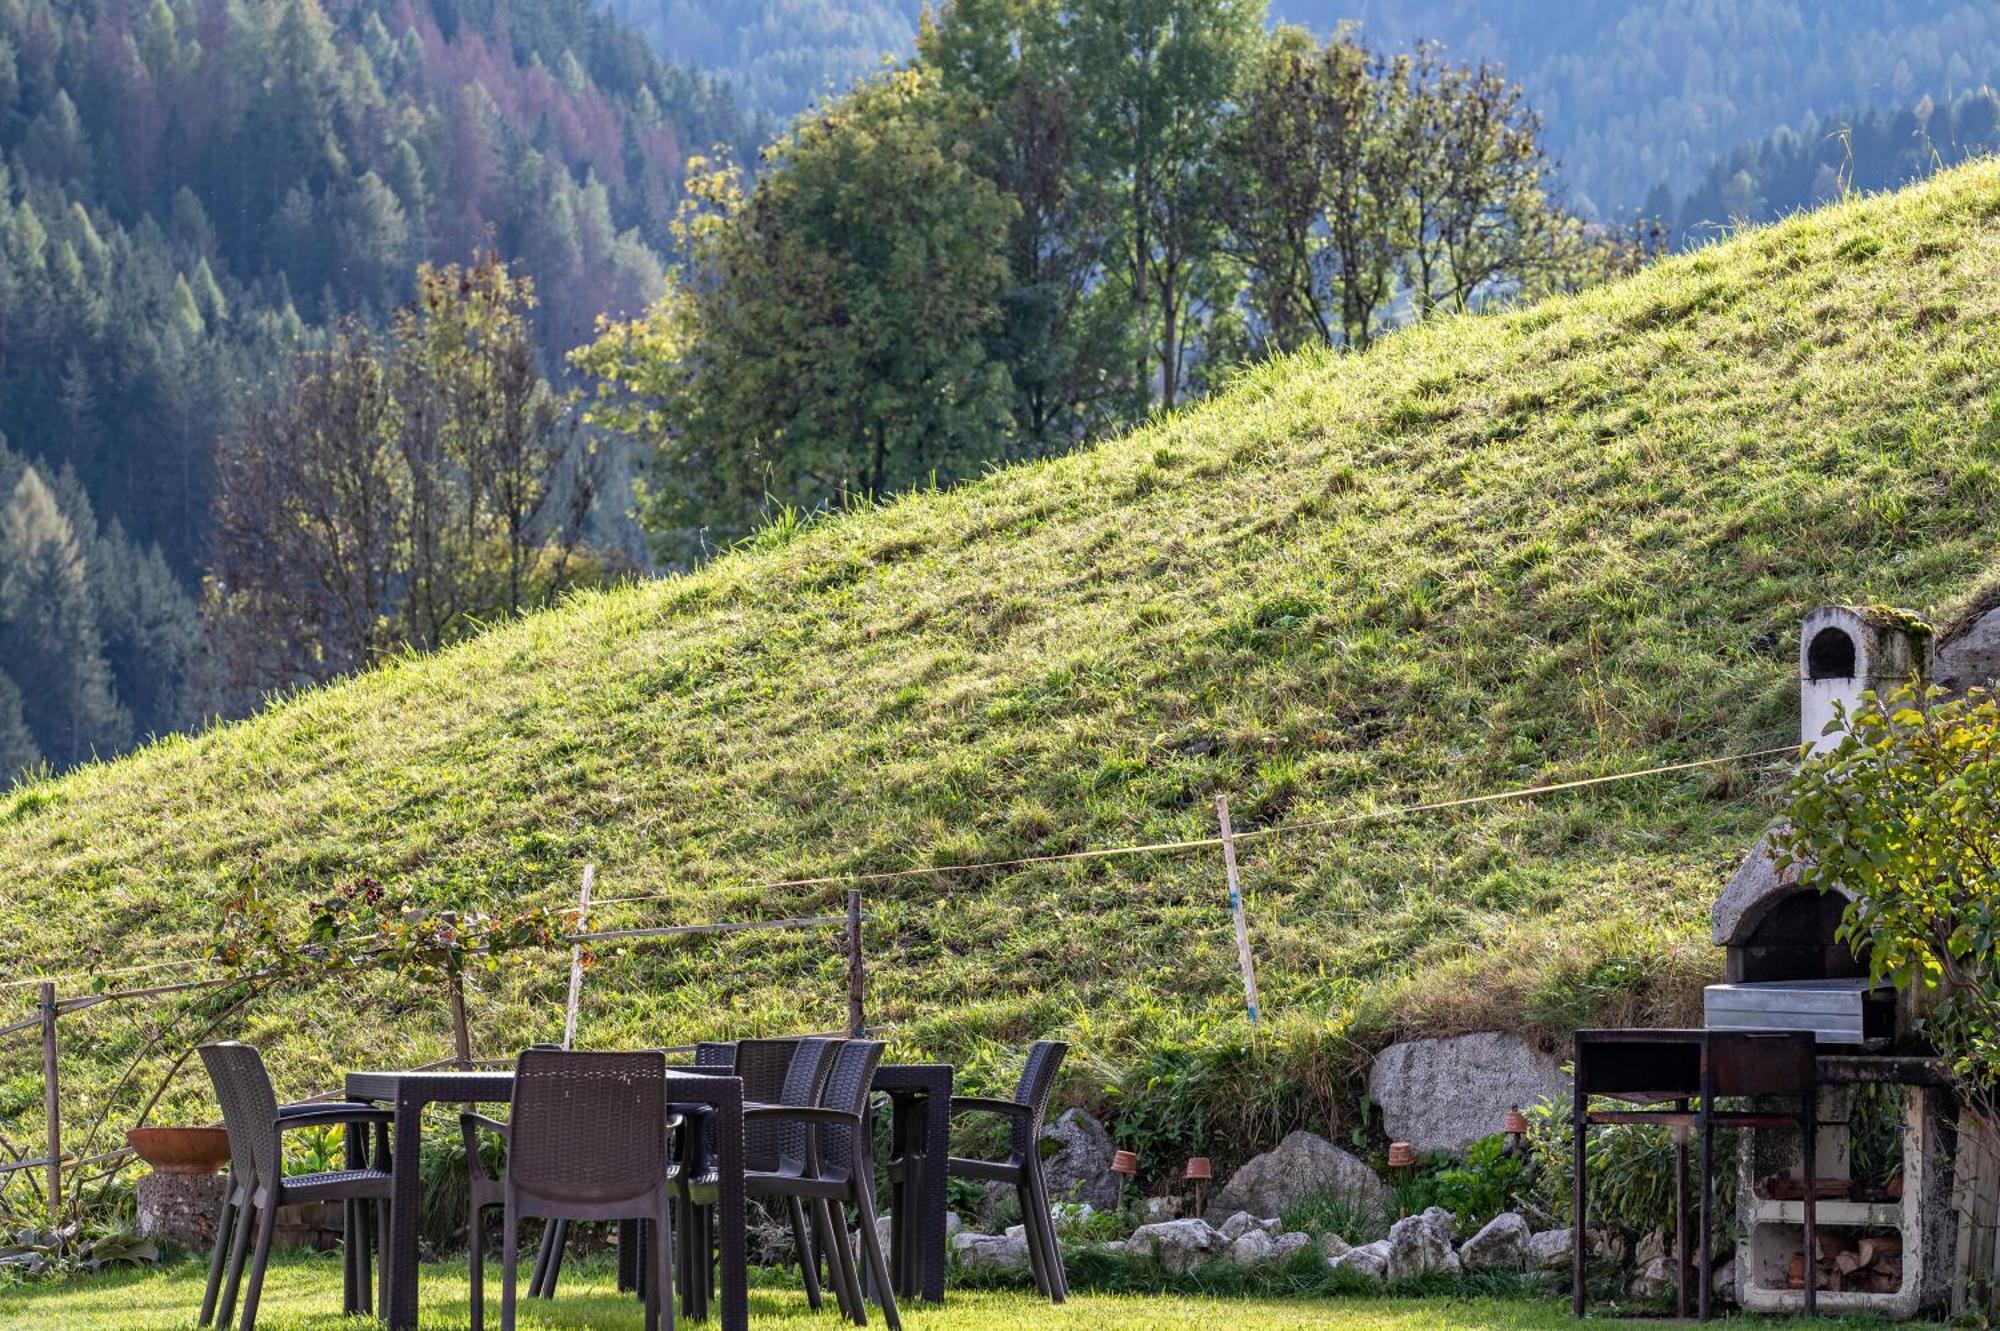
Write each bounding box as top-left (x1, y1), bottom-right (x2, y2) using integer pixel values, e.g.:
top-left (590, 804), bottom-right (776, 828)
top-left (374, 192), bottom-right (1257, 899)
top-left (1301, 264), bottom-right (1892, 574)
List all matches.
top-left (460, 1112), bottom-right (509, 1184)
top-left (741, 1106), bottom-right (863, 1128)
top-left (950, 1096), bottom-right (1030, 1119)
top-left (277, 1106), bottom-right (395, 1131)
top-left (460, 1112), bottom-right (510, 1139)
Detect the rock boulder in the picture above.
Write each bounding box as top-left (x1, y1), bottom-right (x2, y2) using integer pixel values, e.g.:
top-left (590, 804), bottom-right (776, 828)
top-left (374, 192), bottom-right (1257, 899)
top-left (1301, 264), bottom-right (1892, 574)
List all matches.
top-left (1384, 1206), bottom-right (1460, 1280)
top-left (1204, 1130), bottom-right (1390, 1226)
top-left (1228, 1229), bottom-right (1275, 1265)
top-left (1127, 1218), bottom-right (1227, 1274)
top-left (1040, 1108), bottom-right (1122, 1211)
top-left (953, 1229), bottom-right (1031, 1273)
top-left (1368, 1033), bottom-right (1570, 1154)
top-left (1328, 1239), bottom-right (1391, 1281)
top-left (1457, 1211), bottom-right (1532, 1271)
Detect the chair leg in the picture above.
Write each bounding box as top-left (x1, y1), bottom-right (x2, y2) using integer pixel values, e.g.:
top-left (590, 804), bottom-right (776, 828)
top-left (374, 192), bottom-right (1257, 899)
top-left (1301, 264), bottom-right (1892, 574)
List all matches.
top-left (501, 1204), bottom-right (520, 1331)
top-left (1026, 1159), bottom-right (1068, 1302)
top-left (643, 1218), bottom-right (661, 1331)
top-left (1015, 1176), bottom-right (1052, 1300)
top-left (199, 1188), bottom-right (237, 1327)
top-left (787, 1196), bottom-right (824, 1310)
top-left (375, 1195), bottom-right (390, 1315)
top-left (853, 1184), bottom-right (901, 1331)
top-left (820, 1198), bottom-right (863, 1324)
top-left (812, 1198), bottom-right (850, 1320)
top-left (528, 1220), bottom-right (551, 1299)
top-left (469, 1202), bottom-right (486, 1331)
top-left (341, 1200), bottom-right (355, 1315)
top-left (540, 1219), bottom-right (569, 1298)
top-left (655, 1200), bottom-right (676, 1331)
top-left (236, 1193), bottom-right (280, 1331)
top-left (214, 1194), bottom-right (256, 1331)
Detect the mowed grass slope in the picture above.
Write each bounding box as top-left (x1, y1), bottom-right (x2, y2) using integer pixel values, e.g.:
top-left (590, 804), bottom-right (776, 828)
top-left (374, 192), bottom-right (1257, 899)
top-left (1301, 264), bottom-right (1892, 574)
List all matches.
top-left (3, 163), bottom-right (2000, 1139)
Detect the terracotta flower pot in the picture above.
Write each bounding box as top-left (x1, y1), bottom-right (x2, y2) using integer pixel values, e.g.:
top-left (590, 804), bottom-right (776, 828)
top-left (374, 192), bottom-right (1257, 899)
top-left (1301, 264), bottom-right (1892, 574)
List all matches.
top-left (1387, 1141), bottom-right (1417, 1169)
top-left (127, 1126), bottom-right (231, 1176)
top-left (1503, 1109), bottom-right (1530, 1135)
top-left (1111, 1149), bottom-right (1139, 1177)
top-left (1183, 1156), bottom-right (1212, 1181)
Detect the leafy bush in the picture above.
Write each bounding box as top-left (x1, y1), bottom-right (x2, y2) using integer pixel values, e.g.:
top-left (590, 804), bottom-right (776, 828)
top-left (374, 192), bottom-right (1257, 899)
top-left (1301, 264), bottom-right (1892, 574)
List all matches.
top-left (1424, 1135), bottom-right (1530, 1232)
top-left (1776, 683), bottom-right (2000, 1121)
top-left (1523, 1099), bottom-right (1730, 1246)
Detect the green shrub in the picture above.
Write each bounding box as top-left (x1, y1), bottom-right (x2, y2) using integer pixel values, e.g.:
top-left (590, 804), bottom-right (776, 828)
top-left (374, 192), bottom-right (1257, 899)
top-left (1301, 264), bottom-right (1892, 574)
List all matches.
top-left (1523, 1099), bottom-right (1732, 1246)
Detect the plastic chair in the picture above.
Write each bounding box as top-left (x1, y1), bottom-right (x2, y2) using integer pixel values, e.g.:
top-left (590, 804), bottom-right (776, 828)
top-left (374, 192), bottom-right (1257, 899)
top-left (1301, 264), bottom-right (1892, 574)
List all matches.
top-left (745, 1039), bottom-right (899, 1329)
top-left (197, 1042), bottom-right (396, 1331)
top-left (942, 1040), bottom-right (1069, 1301)
top-left (461, 1049), bottom-right (678, 1331)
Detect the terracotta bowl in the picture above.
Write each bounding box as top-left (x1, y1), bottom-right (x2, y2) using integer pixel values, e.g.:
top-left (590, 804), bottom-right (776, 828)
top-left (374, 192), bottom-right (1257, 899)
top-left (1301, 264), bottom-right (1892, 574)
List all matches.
top-left (126, 1126), bottom-right (231, 1176)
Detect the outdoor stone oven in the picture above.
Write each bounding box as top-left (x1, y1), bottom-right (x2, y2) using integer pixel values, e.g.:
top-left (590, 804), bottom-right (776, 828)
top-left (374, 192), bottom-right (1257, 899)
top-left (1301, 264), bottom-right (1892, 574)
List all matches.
top-left (1704, 605), bottom-right (1974, 1317)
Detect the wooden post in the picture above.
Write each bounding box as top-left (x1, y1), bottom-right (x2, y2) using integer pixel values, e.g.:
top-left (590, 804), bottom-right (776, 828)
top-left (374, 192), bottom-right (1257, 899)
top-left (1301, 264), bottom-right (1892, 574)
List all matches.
top-left (39, 980), bottom-right (60, 1225)
top-left (1215, 795), bottom-right (1260, 1027)
top-left (448, 973), bottom-right (472, 1070)
top-left (561, 864), bottom-right (596, 1050)
top-left (846, 889), bottom-right (865, 1038)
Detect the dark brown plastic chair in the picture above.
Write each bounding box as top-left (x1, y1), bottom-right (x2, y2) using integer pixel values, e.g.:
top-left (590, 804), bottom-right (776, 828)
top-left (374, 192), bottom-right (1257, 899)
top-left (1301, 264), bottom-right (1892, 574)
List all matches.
top-left (943, 1040), bottom-right (1069, 1301)
top-left (197, 1042), bottom-right (396, 1331)
top-left (745, 1039), bottom-right (898, 1329)
top-left (677, 1038), bottom-right (842, 1320)
top-left (462, 1049), bottom-right (678, 1331)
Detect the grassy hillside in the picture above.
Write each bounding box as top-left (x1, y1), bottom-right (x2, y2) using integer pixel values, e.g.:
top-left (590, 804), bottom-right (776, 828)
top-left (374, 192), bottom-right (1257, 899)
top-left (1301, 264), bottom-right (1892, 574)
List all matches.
top-left (3, 162), bottom-right (2000, 1156)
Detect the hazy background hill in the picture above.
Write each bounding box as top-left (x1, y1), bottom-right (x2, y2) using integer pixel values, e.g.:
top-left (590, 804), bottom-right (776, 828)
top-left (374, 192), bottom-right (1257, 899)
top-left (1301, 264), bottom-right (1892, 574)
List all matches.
top-left (607, 0), bottom-right (2000, 225)
top-left (0, 0), bottom-right (749, 770)
top-left (601, 0), bottom-right (921, 127)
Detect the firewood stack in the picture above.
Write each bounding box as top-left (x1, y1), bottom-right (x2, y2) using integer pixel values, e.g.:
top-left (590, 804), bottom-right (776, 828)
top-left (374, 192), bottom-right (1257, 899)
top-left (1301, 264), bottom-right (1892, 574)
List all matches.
top-left (1786, 1233), bottom-right (1904, 1295)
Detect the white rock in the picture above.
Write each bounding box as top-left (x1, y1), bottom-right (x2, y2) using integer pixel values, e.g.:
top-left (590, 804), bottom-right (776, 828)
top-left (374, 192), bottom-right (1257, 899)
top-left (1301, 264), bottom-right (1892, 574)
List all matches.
top-left (1217, 1211), bottom-right (1270, 1241)
top-left (1329, 1239), bottom-right (1391, 1281)
top-left (944, 1211), bottom-right (964, 1241)
top-left (1526, 1226), bottom-right (1609, 1270)
top-left (1458, 1211), bottom-right (1532, 1271)
top-left (1319, 1232), bottom-right (1352, 1260)
top-left (1527, 1227), bottom-right (1571, 1270)
top-left (1368, 1033), bottom-right (1571, 1154)
top-left (1271, 1231), bottom-right (1313, 1262)
top-left (1228, 1230), bottom-right (1275, 1266)
top-left (1384, 1207), bottom-right (1460, 1280)
top-left (1630, 1254), bottom-right (1675, 1300)
top-left (1141, 1196), bottom-right (1178, 1224)
top-left (1127, 1218), bottom-right (1227, 1274)
top-left (952, 1229), bottom-right (1031, 1272)
top-left (1205, 1130), bottom-right (1391, 1225)
top-left (1040, 1108), bottom-right (1122, 1210)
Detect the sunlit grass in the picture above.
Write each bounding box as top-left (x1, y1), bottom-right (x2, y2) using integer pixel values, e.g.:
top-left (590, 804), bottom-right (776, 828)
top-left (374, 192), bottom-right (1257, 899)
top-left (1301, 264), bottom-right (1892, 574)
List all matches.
top-left (0, 1254), bottom-right (1888, 1331)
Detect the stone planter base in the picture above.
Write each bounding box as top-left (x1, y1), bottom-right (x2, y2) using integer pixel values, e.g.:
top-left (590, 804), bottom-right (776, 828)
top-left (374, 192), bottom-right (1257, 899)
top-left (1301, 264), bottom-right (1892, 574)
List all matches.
top-left (135, 1174), bottom-right (346, 1252)
top-left (136, 1172), bottom-right (228, 1250)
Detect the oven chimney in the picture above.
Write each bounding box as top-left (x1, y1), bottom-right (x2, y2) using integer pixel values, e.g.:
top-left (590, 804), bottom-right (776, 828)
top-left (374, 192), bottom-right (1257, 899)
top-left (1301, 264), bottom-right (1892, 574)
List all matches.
top-left (1798, 607), bottom-right (1931, 755)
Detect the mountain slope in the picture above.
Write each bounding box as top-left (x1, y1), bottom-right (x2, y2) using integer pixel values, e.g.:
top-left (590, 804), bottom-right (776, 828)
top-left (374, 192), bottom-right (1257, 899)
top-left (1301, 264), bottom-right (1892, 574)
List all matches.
top-left (3, 162), bottom-right (1999, 1141)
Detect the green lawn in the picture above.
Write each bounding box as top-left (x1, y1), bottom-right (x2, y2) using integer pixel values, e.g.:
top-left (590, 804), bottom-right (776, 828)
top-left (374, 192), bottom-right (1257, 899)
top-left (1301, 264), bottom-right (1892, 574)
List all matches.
top-left (0, 1256), bottom-right (1889, 1331)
